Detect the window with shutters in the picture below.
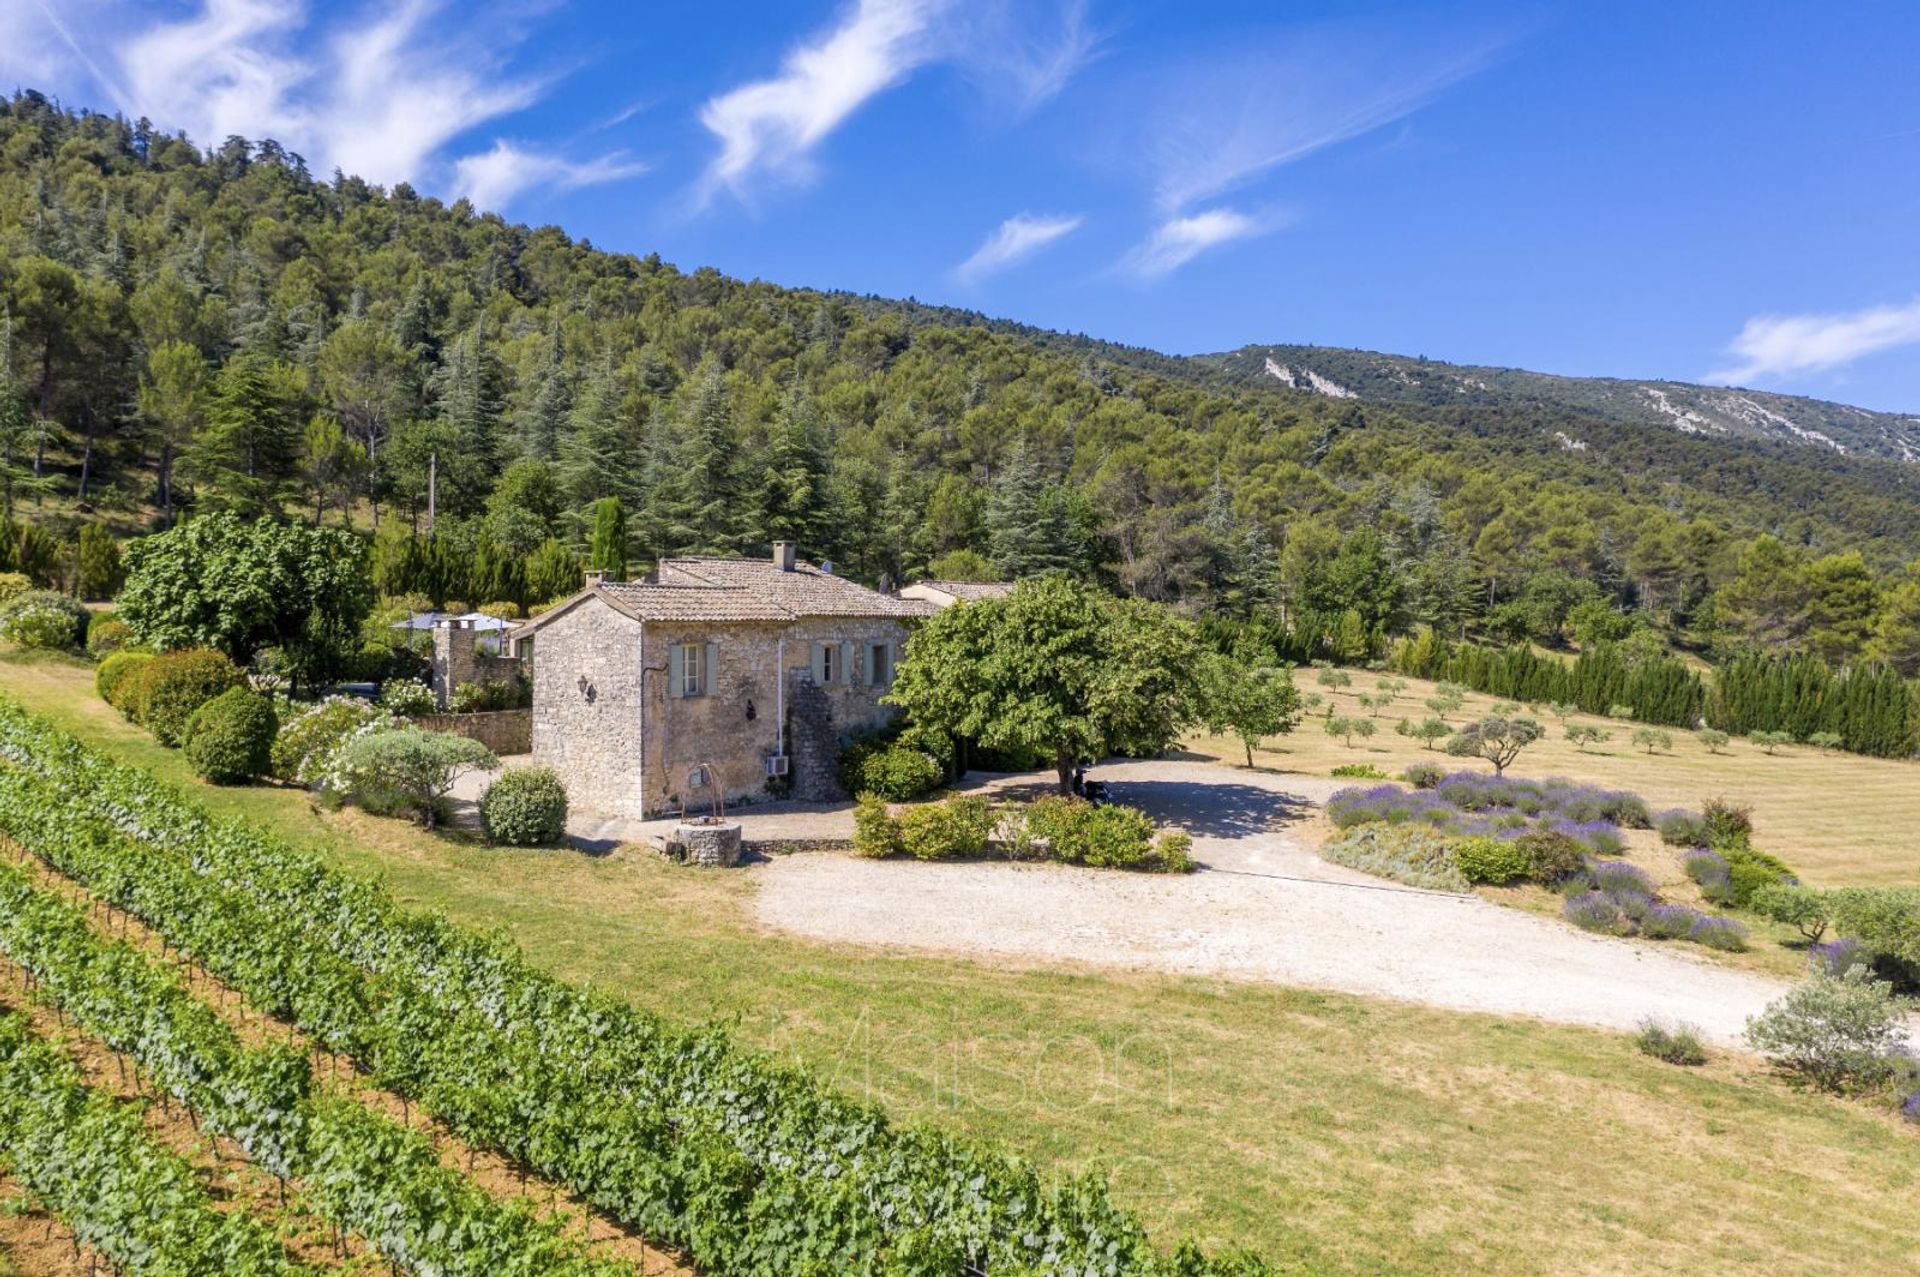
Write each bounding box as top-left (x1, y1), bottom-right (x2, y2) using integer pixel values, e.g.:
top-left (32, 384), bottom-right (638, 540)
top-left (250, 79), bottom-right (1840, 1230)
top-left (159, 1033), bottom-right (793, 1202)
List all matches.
top-left (819, 642), bottom-right (839, 684)
top-left (676, 643), bottom-right (707, 697)
top-left (868, 642), bottom-right (891, 686)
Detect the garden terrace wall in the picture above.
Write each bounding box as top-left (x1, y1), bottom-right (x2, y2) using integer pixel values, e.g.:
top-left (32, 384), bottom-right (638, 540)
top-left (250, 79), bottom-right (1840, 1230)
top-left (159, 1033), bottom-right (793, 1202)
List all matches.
top-left (416, 709), bottom-right (532, 755)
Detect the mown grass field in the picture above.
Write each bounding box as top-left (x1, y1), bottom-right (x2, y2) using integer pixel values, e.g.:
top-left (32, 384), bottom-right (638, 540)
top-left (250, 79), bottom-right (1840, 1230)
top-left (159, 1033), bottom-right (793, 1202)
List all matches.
top-left (1185, 666), bottom-right (1920, 889)
top-left (4, 650), bottom-right (1919, 1275)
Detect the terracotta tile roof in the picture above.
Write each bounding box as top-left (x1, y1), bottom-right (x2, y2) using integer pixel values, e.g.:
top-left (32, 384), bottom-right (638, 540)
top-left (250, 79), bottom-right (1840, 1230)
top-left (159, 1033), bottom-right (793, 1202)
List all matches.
top-left (596, 582), bottom-right (795, 622)
top-left (655, 556), bottom-right (936, 619)
top-left (916, 580), bottom-right (1015, 602)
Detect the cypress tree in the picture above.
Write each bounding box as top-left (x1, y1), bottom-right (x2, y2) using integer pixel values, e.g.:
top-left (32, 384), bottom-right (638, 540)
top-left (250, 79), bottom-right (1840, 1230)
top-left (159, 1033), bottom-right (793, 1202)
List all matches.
top-left (588, 496), bottom-right (628, 581)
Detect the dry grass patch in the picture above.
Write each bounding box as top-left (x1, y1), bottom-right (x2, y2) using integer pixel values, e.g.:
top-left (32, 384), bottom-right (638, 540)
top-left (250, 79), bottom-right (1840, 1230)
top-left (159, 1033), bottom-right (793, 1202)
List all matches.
top-left (1191, 666), bottom-right (1920, 887)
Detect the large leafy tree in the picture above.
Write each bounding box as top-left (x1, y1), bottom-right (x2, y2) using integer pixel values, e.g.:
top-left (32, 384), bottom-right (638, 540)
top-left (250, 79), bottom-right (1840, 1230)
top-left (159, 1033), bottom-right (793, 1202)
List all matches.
top-left (119, 514), bottom-right (373, 692)
top-left (887, 574), bottom-right (1205, 791)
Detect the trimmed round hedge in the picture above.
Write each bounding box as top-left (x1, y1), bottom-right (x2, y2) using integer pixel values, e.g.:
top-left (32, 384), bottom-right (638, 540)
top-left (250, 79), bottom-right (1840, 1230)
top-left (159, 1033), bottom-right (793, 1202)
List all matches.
top-left (0, 589), bottom-right (89, 650)
top-left (85, 613), bottom-right (132, 658)
top-left (183, 687), bottom-right (278, 783)
top-left (95, 650), bottom-right (154, 714)
top-left (134, 649), bottom-right (246, 746)
top-left (479, 766), bottom-right (569, 846)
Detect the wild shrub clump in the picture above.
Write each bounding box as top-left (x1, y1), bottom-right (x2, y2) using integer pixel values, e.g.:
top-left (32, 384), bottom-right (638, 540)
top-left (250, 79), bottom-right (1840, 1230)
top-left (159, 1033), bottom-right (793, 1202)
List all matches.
top-left (1021, 797), bottom-right (1191, 872)
top-left (85, 613), bottom-right (132, 658)
top-left (0, 590), bottom-right (89, 650)
top-left (1401, 762), bottom-right (1446, 789)
top-left (1330, 763), bottom-right (1389, 779)
top-left (1451, 836), bottom-right (1532, 885)
top-left (897, 796), bottom-right (994, 861)
top-left (1636, 1019), bottom-right (1707, 1066)
top-left (850, 743), bottom-right (944, 801)
top-left (1321, 825), bottom-right (1470, 892)
top-left (134, 649), bottom-right (246, 745)
top-left (1655, 808), bottom-right (1708, 847)
top-left (326, 726), bottom-right (496, 827)
top-left (450, 676), bottom-right (531, 713)
top-left (1744, 963), bottom-right (1909, 1092)
top-left (480, 767), bottom-right (569, 845)
top-left (1512, 831), bottom-right (1585, 884)
top-left (182, 687), bottom-right (278, 783)
top-left (379, 678), bottom-right (437, 717)
top-left (271, 697), bottom-right (398, 784)
top-left (852, 793), bottom-right (902, 858)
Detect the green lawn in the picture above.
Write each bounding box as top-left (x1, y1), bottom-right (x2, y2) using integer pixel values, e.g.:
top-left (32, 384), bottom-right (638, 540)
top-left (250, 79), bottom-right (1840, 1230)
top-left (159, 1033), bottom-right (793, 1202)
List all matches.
top-left (5, 649), bottom-right (1920, 1274)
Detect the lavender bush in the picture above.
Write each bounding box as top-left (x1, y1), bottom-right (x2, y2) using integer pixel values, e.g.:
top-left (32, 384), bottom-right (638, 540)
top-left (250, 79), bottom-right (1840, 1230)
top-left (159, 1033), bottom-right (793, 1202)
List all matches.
top-left (1564, 892), bottom-right (1631, 935)
top-left (1688, 915), bottom-right (1750, 952)
top-left (1640, 903), bottom-right (1702, 940)
top-left (1811, 937), bottom-right (1872, 976)
top-left (1326, 772), bottom-right (1644, 856)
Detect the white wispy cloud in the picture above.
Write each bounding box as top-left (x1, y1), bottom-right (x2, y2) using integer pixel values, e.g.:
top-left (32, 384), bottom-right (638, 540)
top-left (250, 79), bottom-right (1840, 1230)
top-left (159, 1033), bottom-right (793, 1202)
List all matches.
top-left (8, 0), bottom-right (555, 194)
top-left (454, 140), bottom-right (648, 212)
top-left (1122, 207), bottom-right (1268, 278)
top-left (1139, 32), bottom-right (1504, 213)
top-left (698, 0), bottom-right (950, 202)
top-left (1707, 298), bottom-right (1920, 385)
top-left (116, 0), bottom-right (307, 151)
top-left (953, 212), bottom-right (1083, 282)
top-left (1102, 18), bottom-right (1508, 277)
top-left (696, 0), bottom-right (1095, 205)
top-left (949, 0), bottom-right (1098, 114)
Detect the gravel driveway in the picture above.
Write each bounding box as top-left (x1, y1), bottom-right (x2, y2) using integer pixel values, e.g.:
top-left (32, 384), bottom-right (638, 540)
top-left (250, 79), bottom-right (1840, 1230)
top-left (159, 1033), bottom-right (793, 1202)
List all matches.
top-left (747, 759), bottom-right (1802, 1047)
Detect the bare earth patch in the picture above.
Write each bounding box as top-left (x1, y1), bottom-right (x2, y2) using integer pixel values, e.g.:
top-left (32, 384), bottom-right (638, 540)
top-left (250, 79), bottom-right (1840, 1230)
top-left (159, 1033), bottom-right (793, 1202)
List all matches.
top-left (749, 759), bottom-right (1800, 1047)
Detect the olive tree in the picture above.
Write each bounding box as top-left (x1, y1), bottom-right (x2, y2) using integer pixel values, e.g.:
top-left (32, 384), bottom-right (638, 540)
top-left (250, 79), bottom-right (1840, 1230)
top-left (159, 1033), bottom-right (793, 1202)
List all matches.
top-left (1445, 715), bottom-right (1545, 775)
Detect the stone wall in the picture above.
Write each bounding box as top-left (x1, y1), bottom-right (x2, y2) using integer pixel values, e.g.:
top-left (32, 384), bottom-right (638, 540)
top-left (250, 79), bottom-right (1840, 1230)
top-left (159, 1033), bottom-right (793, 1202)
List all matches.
top-left (431, 621), bottom-right (521, 709)
top-left (416, 710), bottom-right (531, 756)
top-left (528, 597), bottom-right (650, 818)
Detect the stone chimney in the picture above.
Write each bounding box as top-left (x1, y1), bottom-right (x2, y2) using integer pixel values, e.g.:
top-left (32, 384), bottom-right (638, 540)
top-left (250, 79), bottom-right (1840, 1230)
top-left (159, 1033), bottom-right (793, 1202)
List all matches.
top-left (772, 541), bottom-right (797, 572)
top-left (583, 569), bottom-right (607, 590)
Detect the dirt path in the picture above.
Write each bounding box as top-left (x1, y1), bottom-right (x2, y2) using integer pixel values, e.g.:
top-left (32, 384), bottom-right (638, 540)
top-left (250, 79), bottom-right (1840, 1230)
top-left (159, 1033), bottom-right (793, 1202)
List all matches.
top-left (745, 760), bottom-right (1808, 1048)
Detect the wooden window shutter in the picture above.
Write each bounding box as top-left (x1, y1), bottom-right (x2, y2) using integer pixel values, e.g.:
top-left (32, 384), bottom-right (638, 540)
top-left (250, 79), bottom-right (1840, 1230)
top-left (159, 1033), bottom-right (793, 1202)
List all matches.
top-left (810, 642), bottom-right (826, 684)
top-left (841, 642), bottom-right (855, 687)
top-left (703, 642), bottom-right (718, 697)
top-left (666, 644), bottom-right (683, 698)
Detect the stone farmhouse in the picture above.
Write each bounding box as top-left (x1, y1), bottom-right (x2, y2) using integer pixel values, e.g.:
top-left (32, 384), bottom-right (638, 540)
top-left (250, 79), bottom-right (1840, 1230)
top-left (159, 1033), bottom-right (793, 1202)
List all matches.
top-left (511, 542), bottom-right (933, 818)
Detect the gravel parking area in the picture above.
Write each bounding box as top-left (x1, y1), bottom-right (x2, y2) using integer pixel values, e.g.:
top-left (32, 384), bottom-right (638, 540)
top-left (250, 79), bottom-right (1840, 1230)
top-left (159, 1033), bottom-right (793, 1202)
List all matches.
top-left (747, 759), bottom-right (1801, 1047)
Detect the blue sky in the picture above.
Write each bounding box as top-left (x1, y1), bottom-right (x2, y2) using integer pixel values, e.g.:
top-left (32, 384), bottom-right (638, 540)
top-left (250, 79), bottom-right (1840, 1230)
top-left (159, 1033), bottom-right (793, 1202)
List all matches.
top-left (5, 0), bottom-right (1919, 412)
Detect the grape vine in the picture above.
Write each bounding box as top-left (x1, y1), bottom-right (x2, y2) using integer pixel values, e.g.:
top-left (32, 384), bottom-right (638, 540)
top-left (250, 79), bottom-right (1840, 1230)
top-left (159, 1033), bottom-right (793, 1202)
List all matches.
top-left (0, 698), bottom-right (1267, 1276)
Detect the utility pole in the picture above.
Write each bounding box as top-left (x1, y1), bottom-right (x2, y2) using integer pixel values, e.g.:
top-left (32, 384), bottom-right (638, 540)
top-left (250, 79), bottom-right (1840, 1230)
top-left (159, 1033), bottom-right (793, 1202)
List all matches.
top-left (427, 451), bottom-right (437, 534)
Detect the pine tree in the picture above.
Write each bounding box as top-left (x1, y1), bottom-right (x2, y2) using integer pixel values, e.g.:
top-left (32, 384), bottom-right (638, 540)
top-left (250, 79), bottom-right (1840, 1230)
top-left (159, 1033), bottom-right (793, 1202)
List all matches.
top-left (182, 351), bottom-right (298, 516)
top-left (655, 363), bottom-right (739, 555)
top-left (433, 322), bottom-right (509, 507)
top-left (755, 383), bottom-right (829, 549)
top-left (558, 362), bottom-right (642, 509)
top-left (985, 440), bottom-right (1074, 578)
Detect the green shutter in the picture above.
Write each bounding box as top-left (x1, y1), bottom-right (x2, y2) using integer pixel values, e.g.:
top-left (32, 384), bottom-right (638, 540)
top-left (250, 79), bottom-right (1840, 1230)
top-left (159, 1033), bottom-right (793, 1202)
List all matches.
top-left (810, 643), bottom-right (826, 684)
top-left (666, 645), bottom-right (683, 698)
top-left (841, 642), bottom-right (854, 687)
top-left (704, 642), bottom-right (718, 697)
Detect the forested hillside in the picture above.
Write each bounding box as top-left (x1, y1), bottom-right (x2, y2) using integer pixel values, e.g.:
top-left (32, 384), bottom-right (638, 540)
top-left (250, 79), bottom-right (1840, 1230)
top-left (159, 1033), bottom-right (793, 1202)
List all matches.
top-left (4, 91), bottom-right (1920, 673)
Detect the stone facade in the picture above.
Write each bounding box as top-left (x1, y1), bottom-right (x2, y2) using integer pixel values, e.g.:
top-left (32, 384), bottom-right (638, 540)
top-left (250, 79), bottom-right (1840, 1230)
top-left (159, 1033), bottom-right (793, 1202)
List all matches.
top-left (528, 596), bottom-right (911, 818)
